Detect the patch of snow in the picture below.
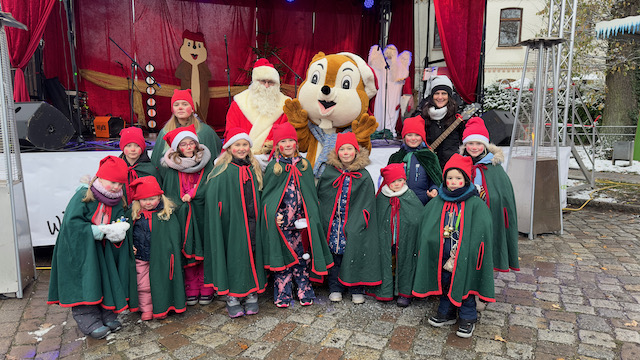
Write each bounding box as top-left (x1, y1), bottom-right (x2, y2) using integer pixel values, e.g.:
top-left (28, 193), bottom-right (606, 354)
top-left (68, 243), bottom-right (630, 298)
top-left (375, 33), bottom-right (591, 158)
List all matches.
top-left (28, 324), bottom-right (55, 342)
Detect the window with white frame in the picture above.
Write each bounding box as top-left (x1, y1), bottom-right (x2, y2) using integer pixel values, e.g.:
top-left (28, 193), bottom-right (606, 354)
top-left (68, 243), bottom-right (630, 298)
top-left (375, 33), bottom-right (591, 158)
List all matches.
top-left (498, 8), bottom-right (522, 47)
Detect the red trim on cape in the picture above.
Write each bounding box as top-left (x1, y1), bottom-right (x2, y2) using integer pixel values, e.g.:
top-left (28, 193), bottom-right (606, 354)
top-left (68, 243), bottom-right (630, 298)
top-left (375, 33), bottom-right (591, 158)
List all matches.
top-left (154, 305), bottom-right (187, 318)
top-left (235, 163), bottom-right (262, 292)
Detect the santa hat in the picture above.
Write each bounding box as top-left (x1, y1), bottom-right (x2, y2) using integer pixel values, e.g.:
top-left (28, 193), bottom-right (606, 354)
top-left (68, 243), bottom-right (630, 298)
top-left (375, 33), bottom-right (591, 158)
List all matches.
top-left (182, 30), bottom-right (206, 45)
top-left (119, 127), bottom-right (146, 152)
top-left (380, 163), bottom-right (406, 186)
top-left (401, 115), bottom-right (427, 142)
top-left (335, 132), bottom-right (359, 154)
top-left (130, 176), bottom-right (164, 201)
top-left (252, 58), bottom-right (280, 85)
top-left (337, 52), bottom-right (378, 99)
top-left (163, 124), bottom-right (199, 151)
top-left (96, 155), bottom-right (128, 184)
top-left (443, 153), bottom-right (473, 183)
top-left (430, 75), bottom-right (453, 97)
top-left (462, 117), bottom-right (490, 147)
top-left (223, 127), bottom-right (253, 150)
top-left (171, 89), bottom-right (195, 111)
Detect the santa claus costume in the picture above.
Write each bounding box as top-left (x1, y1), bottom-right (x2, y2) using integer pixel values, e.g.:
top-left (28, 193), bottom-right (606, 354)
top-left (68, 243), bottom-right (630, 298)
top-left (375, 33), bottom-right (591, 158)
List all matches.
top-left (225, 58), bottom-right (290, 155)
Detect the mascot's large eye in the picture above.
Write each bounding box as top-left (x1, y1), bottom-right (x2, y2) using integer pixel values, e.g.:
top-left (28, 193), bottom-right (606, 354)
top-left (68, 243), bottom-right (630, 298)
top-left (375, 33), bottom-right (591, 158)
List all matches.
top-left (311, 71), bottom-right (320, 85)
top-left (341, 75), bottom-right (352, 90)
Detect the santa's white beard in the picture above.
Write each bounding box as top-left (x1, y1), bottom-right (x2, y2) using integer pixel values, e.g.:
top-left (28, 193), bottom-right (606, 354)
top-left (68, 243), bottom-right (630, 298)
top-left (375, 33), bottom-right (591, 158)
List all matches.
top-left (249, 82), bottom-right (281, 118)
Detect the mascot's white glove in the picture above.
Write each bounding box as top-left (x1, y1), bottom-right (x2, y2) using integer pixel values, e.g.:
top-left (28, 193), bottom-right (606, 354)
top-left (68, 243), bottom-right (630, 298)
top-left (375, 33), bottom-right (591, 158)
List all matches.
top-left (254, 154), bottom-right (270, 172)
top-left (97, 222), bottom-right (130, 243)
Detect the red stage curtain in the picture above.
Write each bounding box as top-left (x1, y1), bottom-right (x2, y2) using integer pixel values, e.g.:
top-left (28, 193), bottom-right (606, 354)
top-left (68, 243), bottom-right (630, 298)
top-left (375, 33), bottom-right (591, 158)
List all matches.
top-left (434, 0), bottom-right (484, 103)
top-left (387, 0), bottom-right (414, 89)
top-left (42, 1), bottom-right (73, 89)
top-left (2, 0), bottom-right (56, 102)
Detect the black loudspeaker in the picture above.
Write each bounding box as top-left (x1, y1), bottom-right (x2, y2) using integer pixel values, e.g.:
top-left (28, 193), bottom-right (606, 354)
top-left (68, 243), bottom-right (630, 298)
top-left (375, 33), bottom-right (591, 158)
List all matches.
top-left (481, 109), bottom-right (514, 146)
top-left (14, 102), bottom-right (75, 150)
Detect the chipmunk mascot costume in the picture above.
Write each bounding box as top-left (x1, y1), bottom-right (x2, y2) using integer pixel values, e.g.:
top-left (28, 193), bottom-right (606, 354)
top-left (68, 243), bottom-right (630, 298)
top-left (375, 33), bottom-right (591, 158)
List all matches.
top-left (175, 30), bottom-right (211, 121)
top-left (284, 52), bottom-right (378, 178)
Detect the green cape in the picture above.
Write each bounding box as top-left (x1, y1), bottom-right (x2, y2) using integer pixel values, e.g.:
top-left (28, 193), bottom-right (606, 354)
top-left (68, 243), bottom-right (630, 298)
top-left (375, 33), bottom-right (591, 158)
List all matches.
top-left (47, 188), bottom-right (136, 312)
top-left (260, 158), bottom-right (334, 277)
top-left (368, 188), bottom-right (424, 300)
top-left (121, 155), bottom-right (159, 206)
top-left (126, 208), bottom-right (186, 317)
top-left (388, 147), bottom-right (442, 186)
top-left (412, 195), bottom-right (495, 306)
top-left (158, 161), bottom-right (213, 265)
top-left (203, 163), bottom-right (267, 297)
top-left (476, 163), bottom-right (520, 271)
top-left (317, 166), bottom-right (382, 286)
top-left (150, 123), bottom-right (221, 169)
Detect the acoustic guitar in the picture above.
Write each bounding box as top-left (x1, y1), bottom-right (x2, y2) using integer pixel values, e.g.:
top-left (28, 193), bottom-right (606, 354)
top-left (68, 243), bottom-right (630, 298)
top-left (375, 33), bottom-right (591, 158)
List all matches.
top-left (429, 103), bottom-right (481, 151)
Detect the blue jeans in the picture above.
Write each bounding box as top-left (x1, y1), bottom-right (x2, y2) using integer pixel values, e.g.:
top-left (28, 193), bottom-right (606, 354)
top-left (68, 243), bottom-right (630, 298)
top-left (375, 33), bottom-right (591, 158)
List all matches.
top-left (328, 253), bottom-right (363, 294)
top-left (438, 238), bottom-right (477, 322)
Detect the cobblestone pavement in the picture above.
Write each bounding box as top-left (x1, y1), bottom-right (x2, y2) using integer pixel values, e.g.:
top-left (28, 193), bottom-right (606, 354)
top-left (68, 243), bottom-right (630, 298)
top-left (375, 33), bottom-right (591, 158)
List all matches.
top-left (2, 208), bottom-right (640, 359)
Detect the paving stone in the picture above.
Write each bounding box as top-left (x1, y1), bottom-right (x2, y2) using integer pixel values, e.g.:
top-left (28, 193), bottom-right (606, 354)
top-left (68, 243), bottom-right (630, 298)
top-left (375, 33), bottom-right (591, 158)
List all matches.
top-left (576, 314), bottom-right (612, 332)
top-left (349, 332), bottom-right (388, 350)
top-left (508, 314), bottom-right (544, 329)
top-left (320, 328), bottom-right (352, 348)
top-left (264, 339), bottom-right (301, 360)
top-left (590, 298), bottom-right (622, 310)
top-left (387, 326), bottom-right (416, 352)
top-left (474, 338), bottom-right (504, 354)
top-left (380, 349), bottom-right (413, 360)
top-left (549, 320), bottom-right (575, 332)
top-left (513, 305), bottom-right (543, 317)
top-left (506, 342), bottom-right (533, 359)
top-left (579, 329), bottom-right (617, 348)
top-left (578, 343), bottom-right (615, 360)
top-left (7, 345), bottom-right (37, 359)
top-left (215, 339), bottom-right (251, 358)
top-left (315, 347), bottom-right (344, 360)
top-left (159, 334), bottom-right (190, 351)
top-left (263, 322), bottom-right (297, 342)
top-left (310, 316), bottom-right (337, 329)
top-left (537, 329), bottom-right (575, 344)
top-left (172, 344), bottom-right (210, 360)
top-left (564, 303), bottom-right (596, 314)
top-left (615, 328), bottom-right (640, 344)
top-left (242, 342), bottom-right (275, 359)
top-left (441, 347), bottom-right (477, 360)
top-left (484, 302), bottom-right (512, 313)
top-left (292, 325), bottom-right (328, 344)
top-left (621, 342), bottom-right (640, 360)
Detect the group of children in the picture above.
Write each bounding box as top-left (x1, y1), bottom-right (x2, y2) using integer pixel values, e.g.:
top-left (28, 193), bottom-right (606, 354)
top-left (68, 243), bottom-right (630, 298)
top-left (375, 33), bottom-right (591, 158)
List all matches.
top-left (47, 89), bottom-right (519, 340)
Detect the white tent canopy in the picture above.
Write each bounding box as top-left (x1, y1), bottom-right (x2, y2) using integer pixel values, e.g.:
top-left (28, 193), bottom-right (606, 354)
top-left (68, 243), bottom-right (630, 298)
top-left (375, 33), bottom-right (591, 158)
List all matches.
top-left (596, 15), bottom-right (640, 38)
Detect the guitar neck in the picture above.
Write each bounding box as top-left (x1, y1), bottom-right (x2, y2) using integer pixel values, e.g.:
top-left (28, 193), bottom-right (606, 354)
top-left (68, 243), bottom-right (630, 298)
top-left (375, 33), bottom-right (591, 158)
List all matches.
top-left (430, 117), bottom-right (463, 150)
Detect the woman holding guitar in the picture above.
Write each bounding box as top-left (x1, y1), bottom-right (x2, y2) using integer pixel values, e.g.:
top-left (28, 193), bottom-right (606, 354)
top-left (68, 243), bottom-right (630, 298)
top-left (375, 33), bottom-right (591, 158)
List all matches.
top-left (421, 75), bottom-right (463, 169)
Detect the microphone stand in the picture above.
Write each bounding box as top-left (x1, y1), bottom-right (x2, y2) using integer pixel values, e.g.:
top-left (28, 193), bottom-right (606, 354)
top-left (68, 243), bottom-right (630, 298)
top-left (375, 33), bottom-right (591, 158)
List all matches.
top-left (270, 51), bottom-right (302, 96)
top-left (380, 45), bottom-right (391, 142)
top-left (108, 37), bottom-right (161, 127)
top-left (224, 35), bottom-right (231, 107)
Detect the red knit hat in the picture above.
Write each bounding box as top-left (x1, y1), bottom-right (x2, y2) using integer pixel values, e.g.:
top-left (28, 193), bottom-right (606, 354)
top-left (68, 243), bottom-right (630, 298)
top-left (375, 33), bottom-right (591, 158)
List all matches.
top-left (171, 89), bottom-right (195, 111)
top-left (401, 115), bottom-right (427, 142)
top-left (163, 124), bottom-right (199, 150)
top-left (223, 127), bottom-right (253, 150)
top-left (443, 153), bottom-right (473, 182)
top-left (462, 117), bottom-right (490, 147)
top-left (182, 30), bottom-right (206, 45)
top-left (380, 163), bottom-right (406, 186)
top-left (252, 58), bottom-right (280, 85)
top-left (119, 127), bottom-right (146, 151)
top-left (96, 155), bottom-right (128, 184)
top-left (335, 132), bottom-right (359, 154)
top-left (272, 122), bottom-right (298, 146)
top-left (129, 176), bottom-right (164, 200)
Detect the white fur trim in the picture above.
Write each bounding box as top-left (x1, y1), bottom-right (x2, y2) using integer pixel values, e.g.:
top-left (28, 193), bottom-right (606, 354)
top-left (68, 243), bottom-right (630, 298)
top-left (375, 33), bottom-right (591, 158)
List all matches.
top-left (233, 89), bottom-right (290, 152)
top-left (337, 52), bottom-right (377, 99)
top-left (171, 131), bottom-right (198, 150)
top-left (380, 184), bottom-right (409, 198)
top-left (463, 134), bottom-right (489, 146)
top-left (252, 66), bottom-right (280, 84)
top-left (223, 133), bottom-right (253, 149)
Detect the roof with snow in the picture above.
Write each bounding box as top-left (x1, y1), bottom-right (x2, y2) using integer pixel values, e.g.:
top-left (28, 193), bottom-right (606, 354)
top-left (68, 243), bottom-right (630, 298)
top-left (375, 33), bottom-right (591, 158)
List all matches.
top-left (596, 15), bottom-right (640, 39)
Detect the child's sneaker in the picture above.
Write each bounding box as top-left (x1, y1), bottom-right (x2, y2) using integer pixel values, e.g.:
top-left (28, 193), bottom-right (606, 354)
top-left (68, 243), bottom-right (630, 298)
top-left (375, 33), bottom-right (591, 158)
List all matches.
top-left (300, 298), bottom-right (314, 306)
top-left (89, 325), bottom-right (111, 339)
top-left (186, 296), bottom-right (199, 306)
top-left (199, 294), bottom-right (214, 305)
top-left (244, 302), bottom-right (259, 315)
top-left (456, 321), bottom-right (475, 338)
top-left (226, 304), bottom-right (245, 318)
top-left (351, 294), bottom-right (365, 304)
top-left (141, 312), bottom-right (153, 321)
top-left (329, 292), bottom-right (343, 302)
top-left (275, 301), bottom-right (290, 308)
top-left (105, 320), bottom-right (122, 331)
top-left (427, 313), bottom-right (457, 327)
top-left (396, 296), bottom-right (412, 308)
